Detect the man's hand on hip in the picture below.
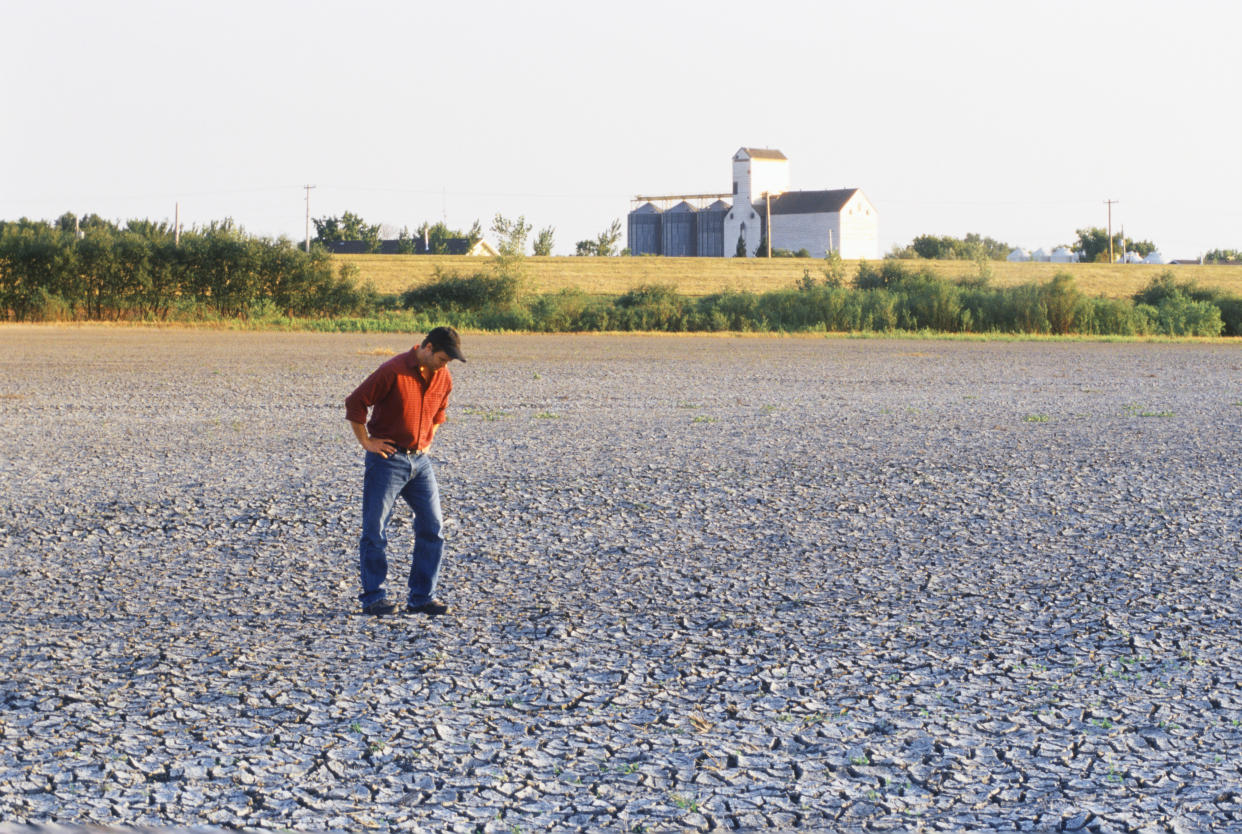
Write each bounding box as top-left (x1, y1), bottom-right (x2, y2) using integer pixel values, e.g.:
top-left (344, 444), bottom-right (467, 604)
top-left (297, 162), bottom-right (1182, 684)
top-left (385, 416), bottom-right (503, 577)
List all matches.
top-left (363, 436), bottom-right (397, 457)
top-left (351, 420), bottom-right (396, 457)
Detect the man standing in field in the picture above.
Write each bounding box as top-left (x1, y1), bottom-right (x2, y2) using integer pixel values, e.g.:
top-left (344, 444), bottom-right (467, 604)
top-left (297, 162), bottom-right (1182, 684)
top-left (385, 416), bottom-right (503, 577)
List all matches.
top-left (345, 326), bottom-right (465, 616)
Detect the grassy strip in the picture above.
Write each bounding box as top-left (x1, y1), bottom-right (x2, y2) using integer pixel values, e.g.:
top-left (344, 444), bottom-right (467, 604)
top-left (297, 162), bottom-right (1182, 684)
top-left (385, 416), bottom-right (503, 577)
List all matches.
top-left (332, 253), bottom-right (1242, 300)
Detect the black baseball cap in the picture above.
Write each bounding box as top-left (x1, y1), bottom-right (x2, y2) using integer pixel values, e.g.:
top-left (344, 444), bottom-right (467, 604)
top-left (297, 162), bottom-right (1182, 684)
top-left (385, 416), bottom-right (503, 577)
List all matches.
top-left (424, 326), bottom-right (466, 362)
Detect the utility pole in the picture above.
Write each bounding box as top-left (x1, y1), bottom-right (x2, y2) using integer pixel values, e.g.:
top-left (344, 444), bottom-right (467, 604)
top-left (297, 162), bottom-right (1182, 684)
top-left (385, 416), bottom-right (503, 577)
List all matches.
top-left (304, 185), bottom-right (316, 253)
top-left (1104, 199), bottom-right (1118, 263)
top-left (764, 191), bottom-right (772, 258)
top-left (174, 202), bottom-right (181, 247)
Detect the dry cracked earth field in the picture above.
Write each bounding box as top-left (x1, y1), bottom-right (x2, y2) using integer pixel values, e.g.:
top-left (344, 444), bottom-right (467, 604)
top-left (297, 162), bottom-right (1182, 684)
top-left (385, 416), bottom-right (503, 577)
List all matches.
top-left (1, 327), bottom-right (1241, 833)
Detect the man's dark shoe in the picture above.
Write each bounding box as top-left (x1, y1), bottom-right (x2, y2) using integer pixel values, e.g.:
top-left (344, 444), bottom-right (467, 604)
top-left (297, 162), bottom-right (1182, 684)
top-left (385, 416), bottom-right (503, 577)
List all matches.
top-left (363, 600), bottom-right (397, 616)
top-left (405, 599), bottom-right (450, 616)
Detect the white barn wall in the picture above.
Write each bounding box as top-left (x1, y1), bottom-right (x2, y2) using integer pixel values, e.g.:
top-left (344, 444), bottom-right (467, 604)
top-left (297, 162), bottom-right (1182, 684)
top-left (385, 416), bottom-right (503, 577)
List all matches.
top-left (723, 204), bottom-right (763, 258)
top-left (769, 193), bottom-right (879, 259)
top-left (772, 212), bottom-right (836, 258)
top-left (839, 193), bottom-right (879, 260)
top-left (733, 153), bottom-right (789, 205)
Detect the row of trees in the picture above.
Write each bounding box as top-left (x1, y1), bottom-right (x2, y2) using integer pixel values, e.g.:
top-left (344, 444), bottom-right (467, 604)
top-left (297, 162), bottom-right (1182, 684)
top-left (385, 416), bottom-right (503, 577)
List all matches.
top-left (0, 209), bottom-right (597, 321)
top-left (1071, 228), bottom-right (1156, 262)
top-left (1, 214), bottom-right (371, 322)
top-left (888, 233), bottom-right (1013, 261)
top-left (312, 211), bottom-right (622, 257)
top-left (888, 229), bottom-right (1161, 262)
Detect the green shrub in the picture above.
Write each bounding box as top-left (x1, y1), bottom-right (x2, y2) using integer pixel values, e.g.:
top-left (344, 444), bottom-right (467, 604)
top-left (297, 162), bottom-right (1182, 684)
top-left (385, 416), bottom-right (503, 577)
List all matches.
top-left (694, 289), bottom-right (760, 331)
top-left (613, 284), bottom-right (688, 331)
top-left (1084, 297), bottom-right (1149, 335)
top-left (400, 270), bottom-right (520, 311)
top-left (1131, 273), bottom-right (1225, 336)
top-left (896, 275), bottom-right (961, 331)
top-left (1133, 272), bottom-right (1182, 307)
top-left (854, 258), bottom-right (914, 291)
top-left (1153, 294), bottom-right (1224, 336)
top-left (477, 305), bottom-right (534, 331)
top-left (1212, 296), bottom-right (1242, 336)
top-left (1008, 283), bottom-right (1051, 333)
top-left (529, 288), bottom-right (600, 332)
top-left (1041, 274), bottom-right (1083, 334)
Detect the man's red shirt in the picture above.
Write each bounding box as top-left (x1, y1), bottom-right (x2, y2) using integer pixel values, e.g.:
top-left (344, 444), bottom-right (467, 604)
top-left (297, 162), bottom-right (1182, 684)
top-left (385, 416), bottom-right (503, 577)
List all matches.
top-left (345, 351), bottom-right (452, 451)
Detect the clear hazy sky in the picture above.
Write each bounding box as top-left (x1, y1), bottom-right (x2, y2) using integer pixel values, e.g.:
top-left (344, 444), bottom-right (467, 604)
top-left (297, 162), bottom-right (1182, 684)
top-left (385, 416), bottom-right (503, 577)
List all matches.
top-left (4, 0), bottom-right (1238, 258)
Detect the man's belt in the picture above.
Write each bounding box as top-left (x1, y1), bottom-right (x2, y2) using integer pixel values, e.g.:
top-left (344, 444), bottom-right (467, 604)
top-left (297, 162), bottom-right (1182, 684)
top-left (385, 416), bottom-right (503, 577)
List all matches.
top-left (392, 445), bottom-right (424, 456)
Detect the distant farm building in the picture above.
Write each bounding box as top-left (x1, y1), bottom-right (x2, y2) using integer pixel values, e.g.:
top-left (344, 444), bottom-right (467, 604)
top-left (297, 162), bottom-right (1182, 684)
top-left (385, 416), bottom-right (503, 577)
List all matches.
top-left (1007, 248), bottom-right (1030, 262)
top-left (628, 147), bottom-right (879, 259)
top-left (324, 238), bottom-right (497, 256)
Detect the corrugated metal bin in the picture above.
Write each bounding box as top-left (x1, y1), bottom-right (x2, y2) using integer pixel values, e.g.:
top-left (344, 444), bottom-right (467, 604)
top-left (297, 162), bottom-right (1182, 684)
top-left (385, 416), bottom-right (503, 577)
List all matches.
top-left (661, 201), bottom-right (698, 257)
top-left (696, 199), bottom-right (729, 258)
top-left (627, 203), bottom-right (663, 256)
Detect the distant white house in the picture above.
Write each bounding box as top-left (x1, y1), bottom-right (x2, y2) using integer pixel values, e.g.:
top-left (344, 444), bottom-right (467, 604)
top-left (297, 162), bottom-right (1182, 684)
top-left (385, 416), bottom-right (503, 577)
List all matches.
top-left (1007, 247), bottom-right (1030, 262)
top-left (1030, 247), bottom-right (1051, 262)
top-left (1050, 246), bottom-right (1078, 263)
top-left (1142, 251), bottom-right (1168, 264)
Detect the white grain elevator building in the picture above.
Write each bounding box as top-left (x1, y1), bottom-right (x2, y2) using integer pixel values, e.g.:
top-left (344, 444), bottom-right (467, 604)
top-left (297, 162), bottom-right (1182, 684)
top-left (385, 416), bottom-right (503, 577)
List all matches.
top-left (629, 147), bottom-right (879, 260)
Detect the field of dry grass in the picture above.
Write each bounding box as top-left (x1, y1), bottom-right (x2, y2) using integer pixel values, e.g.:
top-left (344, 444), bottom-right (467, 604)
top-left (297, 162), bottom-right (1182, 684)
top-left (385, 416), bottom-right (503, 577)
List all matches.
top-left (334, 253), bottom-right (1242, 300)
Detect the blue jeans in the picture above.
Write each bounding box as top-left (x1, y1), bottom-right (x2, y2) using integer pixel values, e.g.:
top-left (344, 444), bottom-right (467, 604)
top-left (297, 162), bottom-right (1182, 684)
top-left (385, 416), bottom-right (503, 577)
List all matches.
top-left (358, 451), bottom-right (444, 609)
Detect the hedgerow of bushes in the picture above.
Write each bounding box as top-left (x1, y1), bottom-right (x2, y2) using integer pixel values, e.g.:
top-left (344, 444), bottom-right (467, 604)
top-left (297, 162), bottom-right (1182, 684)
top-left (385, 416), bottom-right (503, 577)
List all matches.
top-left (389, 261), bottom-right (1232, 337)
top-left (1, 215), bottom-right (1236, 336)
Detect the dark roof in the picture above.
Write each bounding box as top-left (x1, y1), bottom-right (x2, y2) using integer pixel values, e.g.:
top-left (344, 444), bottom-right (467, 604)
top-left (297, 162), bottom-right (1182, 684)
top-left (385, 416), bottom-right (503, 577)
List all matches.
top-left (324, 238), bottom-right (480, 255)
top-left (737, 147), bottom-right (787, 160)
top-left (433, 238), bottom-right (481, 255)
top-left (325, 241), bottom-right (381, 254)
top-left (760, 189), bottom-right (860, 215)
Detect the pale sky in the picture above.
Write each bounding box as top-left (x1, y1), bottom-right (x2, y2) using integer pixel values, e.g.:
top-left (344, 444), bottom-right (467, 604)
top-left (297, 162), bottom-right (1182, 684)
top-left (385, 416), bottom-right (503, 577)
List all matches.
top-left (4, 0), bottom-right (1239, 259)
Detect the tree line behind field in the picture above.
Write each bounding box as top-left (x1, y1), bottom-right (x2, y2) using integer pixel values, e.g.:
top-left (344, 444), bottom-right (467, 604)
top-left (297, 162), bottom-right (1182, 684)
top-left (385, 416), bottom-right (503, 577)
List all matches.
top-left (0, 214), bottom-right (375, 322)
top-left (2, 214), bottom-right (1239, 337)
top-left (311, 211), bottom-right (621, 257)
top-left (887, 230), bottom-right (1161, 263)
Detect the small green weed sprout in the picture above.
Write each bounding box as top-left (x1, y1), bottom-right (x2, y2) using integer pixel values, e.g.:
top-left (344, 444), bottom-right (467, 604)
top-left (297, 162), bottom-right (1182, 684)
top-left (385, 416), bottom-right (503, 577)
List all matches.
top-left (669, 793), bottom-right (699, 812)
top-left (1123, 403), bottom-right (1174, 418)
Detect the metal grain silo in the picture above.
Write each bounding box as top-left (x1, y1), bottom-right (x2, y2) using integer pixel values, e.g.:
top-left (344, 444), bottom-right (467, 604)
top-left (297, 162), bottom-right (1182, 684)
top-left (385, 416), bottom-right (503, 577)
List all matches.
top-left (661, 201), bottom-right (698, 257)
top-left (696, 199), bottom-right (729, 258)
top-left (627, 202), bottom-right (662, 255)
